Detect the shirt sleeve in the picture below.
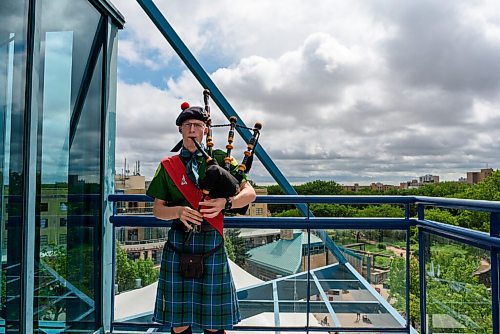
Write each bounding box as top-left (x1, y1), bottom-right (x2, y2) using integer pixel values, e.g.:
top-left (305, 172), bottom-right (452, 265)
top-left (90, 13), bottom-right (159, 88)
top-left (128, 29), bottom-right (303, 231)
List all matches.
top-left (146, 164), bottom-right (172, 202)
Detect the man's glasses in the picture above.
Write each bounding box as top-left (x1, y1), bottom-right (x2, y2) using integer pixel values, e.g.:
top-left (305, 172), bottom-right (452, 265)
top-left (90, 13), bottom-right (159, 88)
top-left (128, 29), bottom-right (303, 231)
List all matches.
top-left (181, 122), bottom-right (205, 129)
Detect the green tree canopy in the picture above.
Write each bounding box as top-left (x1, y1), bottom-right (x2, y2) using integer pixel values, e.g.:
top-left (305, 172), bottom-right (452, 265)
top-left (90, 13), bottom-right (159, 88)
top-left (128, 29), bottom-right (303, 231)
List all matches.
top-left (355, 204), bottom-right (405, 217)
top-left (225, 229), bottom-right (250, 266)
top-left (115, 241), bottom-right (159, 292)
top-left (425, 208), bottom-right (458, 226)
top-left (267, 180), bottom-right (342, 195)
top-left (460, 170), bottom-right (500, 201)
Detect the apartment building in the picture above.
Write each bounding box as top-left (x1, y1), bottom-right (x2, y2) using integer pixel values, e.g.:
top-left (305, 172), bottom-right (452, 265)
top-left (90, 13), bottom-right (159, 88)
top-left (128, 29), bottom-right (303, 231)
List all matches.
top-left (466, 168), bottom-right (493, 184)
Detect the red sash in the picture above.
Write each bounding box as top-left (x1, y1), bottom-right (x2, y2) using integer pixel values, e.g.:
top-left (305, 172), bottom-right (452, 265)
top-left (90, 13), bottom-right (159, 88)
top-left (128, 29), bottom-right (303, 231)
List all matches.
top-left (161, 155), bottom-right (224, 236)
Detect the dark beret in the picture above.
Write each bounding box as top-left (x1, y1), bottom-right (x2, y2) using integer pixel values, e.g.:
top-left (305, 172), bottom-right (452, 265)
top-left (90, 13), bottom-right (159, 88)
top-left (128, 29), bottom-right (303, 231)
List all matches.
top-left (175, 106), bottom-right (209, 126)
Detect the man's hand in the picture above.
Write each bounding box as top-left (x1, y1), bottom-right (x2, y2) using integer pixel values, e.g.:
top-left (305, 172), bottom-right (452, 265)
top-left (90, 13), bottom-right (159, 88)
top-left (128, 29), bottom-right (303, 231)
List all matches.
top-left (177, 206), bottom-right (203, 230)
top-left (199, 198), bottom-right (226, 218)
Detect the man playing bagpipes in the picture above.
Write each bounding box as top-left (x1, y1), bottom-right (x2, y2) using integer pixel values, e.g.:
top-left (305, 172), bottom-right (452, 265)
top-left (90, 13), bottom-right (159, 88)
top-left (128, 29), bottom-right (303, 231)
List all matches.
top-left (146, 90), bottom-right (258, 334)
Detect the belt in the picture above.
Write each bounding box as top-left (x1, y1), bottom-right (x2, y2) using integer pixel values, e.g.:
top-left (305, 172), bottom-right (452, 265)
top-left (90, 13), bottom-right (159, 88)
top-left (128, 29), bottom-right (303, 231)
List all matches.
top-left (193, 223), bottom-right (216, 232)
top-left (171, 220), bottom-right (215, 233)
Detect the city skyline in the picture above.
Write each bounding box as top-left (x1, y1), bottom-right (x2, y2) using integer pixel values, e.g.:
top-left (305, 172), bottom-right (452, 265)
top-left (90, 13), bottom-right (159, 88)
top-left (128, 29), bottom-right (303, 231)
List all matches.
top-left (113, 0), bottom-right (500, 185)
top-left (116, 160), bottom-right (494, 187)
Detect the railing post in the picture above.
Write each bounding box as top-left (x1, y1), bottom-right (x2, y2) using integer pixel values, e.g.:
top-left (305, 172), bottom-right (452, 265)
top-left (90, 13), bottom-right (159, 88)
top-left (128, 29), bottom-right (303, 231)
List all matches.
top-left (110, 201), bottom-right (117, 333)
top-left (491, 212), bottom-right (500, 334)
top-left (418, 204), bottom-right (427, 334)
top-left (405, 202), bottom-right (411, 331)
top-left (405, 203), bottom-right (410, 221)
top-left (306, 203), bottom-right (311, 333)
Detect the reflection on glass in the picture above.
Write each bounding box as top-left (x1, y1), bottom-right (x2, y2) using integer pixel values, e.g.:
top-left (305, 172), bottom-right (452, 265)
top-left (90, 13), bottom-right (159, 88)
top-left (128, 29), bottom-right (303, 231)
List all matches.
top-left (0, 32), bottom-right (15, 326)
top-left (1, 0), bottom-right (29, 330)
top-left (34, 0), bottom-right (103, 332)
top-left (41, 31), bottom-right (72, 184)
top-left (425, 234), bottom-right (492, 333)
top-left (36, 33), bottom-right (73, 326)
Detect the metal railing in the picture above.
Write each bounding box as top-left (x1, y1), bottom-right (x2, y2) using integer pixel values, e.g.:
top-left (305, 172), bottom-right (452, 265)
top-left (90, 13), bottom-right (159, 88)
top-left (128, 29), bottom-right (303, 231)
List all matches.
top-left (109, 194), bottom-right (500, 334)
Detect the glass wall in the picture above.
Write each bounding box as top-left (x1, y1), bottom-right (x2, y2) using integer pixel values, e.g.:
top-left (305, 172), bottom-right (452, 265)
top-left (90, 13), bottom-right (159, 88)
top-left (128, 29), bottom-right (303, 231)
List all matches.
top-left (424, 233), bottom-right (493, 333)
top-left (0, 0), bottom-right (123, 332)
top-left (0, 1), bottom-right (29, 332)
top-left (35, 1), bottom-right (103, 331)
top-left (235, 227), bottom-right (409, 331)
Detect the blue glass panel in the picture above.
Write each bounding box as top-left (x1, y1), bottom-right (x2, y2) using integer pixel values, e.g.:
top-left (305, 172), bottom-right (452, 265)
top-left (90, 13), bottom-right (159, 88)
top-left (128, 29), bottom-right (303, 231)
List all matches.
top-left (425, 233), bottom-right (493, 333)
top-left (34, 0), bottom-right (103, 332)
top-left (0, 1), bottom-right (29, 332)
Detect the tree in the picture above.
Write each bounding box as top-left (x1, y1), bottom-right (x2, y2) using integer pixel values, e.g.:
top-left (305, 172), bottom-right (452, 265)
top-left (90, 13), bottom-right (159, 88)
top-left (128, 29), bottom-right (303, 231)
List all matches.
top-left (456, 210), bottom-right (489, 232)
top-left (355, 204), bottom-right (405, 218)
top-left (115, 241), bottom-right (159, 292)
top-left (425, 208), bottom-right (458, 226)
top-left (310, 204), bottom-right (357, 217)
top-left (1, 270), bottom-right (6, 312)
top-left (266, 180), bottom-right (343, 213)
top-left (266, 184), bottom-right (285, 195)
top-left (295, 180), bottom-right (343, 195)
top-left (275, 208), bottom-right (301, 217)
top-left (225, 236), bottom-right (236, 262)
top-left (413, 181), bottom-right (470, 197)
top-left (389, 244), bottom-right (492, 333)
top-left (267, 180), bottom-right (343, 196)
top-left (389, 256), bottom-right (420, 328)
top-left (225, 229), bottom-right (250, 266)
top-left (460, 170), bottom-right (500, 201)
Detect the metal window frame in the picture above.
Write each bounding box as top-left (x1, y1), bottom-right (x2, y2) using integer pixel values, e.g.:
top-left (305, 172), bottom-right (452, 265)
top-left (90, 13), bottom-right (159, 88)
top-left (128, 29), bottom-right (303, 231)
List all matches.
top-left (21, 0), bottom-right (42, 332)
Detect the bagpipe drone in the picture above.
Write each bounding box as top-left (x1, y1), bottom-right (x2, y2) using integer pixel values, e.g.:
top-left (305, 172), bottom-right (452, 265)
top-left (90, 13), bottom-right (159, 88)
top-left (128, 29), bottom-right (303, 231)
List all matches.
top-left (174, 89), bottom-right (262, 217)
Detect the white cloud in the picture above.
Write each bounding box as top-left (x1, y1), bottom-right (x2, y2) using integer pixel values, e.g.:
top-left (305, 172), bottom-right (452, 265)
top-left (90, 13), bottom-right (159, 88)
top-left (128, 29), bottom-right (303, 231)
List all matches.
top-left (114, 0), bottom-right (500, 185)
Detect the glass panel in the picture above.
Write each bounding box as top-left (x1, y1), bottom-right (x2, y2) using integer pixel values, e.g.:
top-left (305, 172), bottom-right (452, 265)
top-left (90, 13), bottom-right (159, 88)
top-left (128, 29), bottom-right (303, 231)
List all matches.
top-left (324, 230), bottom-right (410, 327)
top-left (240, 227), bottom-right (408, 330)
top-left (113, 190), bottom-right (165, 325)
top-left (425, 233), bottom-right (492, 333)
top-left (0, 1), bottom-right (29, 332)
top-left (276, 276), bottom-right (308, 326)
top-left (34, 0), bottom-right (103, 331)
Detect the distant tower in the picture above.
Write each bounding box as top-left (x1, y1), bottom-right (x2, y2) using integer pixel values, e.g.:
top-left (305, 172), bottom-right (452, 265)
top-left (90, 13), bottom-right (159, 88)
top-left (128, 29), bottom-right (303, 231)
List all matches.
top-left (132, 160), bottom-right (141, 176)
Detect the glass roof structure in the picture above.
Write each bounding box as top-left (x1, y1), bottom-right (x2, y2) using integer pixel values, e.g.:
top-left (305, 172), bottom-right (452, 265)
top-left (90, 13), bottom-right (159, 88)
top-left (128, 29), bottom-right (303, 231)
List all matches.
top-left (237, 262), bottom-right (406, 330)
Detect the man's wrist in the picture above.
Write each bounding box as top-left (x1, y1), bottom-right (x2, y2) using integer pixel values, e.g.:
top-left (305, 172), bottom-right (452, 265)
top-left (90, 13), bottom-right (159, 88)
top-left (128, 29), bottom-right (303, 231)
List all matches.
top-left (175, 206), bottom-right (183, 219)
top-left (224, 197), bottom-right (233, 211)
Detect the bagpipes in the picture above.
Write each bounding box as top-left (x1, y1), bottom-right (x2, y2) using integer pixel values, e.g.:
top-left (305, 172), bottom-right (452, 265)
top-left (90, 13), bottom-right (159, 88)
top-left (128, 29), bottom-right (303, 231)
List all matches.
top-left (193, 89), bottom-right (262, 214)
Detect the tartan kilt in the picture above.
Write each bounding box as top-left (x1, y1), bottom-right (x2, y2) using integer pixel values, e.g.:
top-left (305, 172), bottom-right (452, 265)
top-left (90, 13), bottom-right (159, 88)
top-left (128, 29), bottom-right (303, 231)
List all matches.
top-left (153, 224), bottom-right (241, 329)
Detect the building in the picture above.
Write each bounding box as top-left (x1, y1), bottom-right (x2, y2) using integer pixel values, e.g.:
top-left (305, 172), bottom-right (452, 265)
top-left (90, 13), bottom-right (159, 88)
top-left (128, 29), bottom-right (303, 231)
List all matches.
top-left (245, 230), bottom-right (329, 280)
top-left (400, 179), bottom-right (419, 189)
top-left (343, 183), bottom-right (397, 192)
top-left (240, 228), bottom-right (281, 249)
top-left (466, 168), bottom-right (493, 184)
top-left (342, 183), bottom-right (371, 192)
top-left (419, 174), bottom-right (439, 184)
top-left (246, 187), bottom-right (268, 216)
top-left (115, 173), bottom-right (166, 264)
top-left (39, 185), bottom-right (69, 248)
top-left (370, 182), bottom-right (398, 192)
top-left (400, 174), bottom-right (440, 189)
top-left (114, 176), bottom-right (267, 263)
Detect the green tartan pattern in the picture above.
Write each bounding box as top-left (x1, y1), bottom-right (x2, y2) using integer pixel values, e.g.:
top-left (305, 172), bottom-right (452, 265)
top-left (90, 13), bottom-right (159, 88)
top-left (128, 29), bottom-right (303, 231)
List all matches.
top-left (153, 226), bottom-right (241, 330)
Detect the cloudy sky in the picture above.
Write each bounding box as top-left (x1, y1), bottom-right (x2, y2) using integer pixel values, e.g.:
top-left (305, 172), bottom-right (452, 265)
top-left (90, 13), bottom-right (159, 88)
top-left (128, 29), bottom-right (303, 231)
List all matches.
top-left (112, 0), bottom-right (500, 185)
